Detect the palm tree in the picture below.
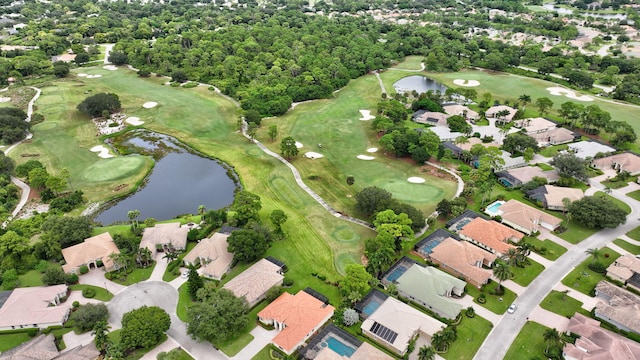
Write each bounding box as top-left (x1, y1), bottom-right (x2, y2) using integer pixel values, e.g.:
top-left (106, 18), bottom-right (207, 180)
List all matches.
top-left (430, 331), bottom-right (447, 352)
top-left (493, 261), bottom-right (513, 291)
top-left (418, 346), bottom-right (437, 360)
top-left (127, 210), bottom-right (140, 230)
top-left (518, 94), bottom-right (531, 111)
top-left (502, 248), bottom-right (523, 267)
top-left (543, 328), bottom-right (561, 355)
top-left (454, 136), bottom-right (469, 145)
top-left (92, 320), bottom-right (111, 352)
top-left (137, 247), bottom-right (152, 267)
top-left (163, 250), bottom-right (179, 263)
top-left (517, 241), bottom-right (533, 257)
top-left (198, 205), bottom-right (206, 215)
top-left (585, 247), bottom-right (602, 265)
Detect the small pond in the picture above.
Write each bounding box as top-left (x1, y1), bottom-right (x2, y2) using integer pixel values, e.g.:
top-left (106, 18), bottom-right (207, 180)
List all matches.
top-left (542, 3), bottom-right (627, 19)
top-left (393, 76), bottom-right (447, 95)
top-left (542, 4), bottom-right (573, 14)
top-left (94, 130), bottom-right (238, 225)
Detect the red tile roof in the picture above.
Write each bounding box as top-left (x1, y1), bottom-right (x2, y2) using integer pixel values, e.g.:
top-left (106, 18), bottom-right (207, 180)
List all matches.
top-left (459, 217), bottom-right (522, 254)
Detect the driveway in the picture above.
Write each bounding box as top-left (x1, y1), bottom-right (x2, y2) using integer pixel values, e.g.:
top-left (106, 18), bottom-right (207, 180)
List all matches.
top-left (107, 281), bottom-right (177, 328)
top-left (79, 269), bottom-right (126, 295)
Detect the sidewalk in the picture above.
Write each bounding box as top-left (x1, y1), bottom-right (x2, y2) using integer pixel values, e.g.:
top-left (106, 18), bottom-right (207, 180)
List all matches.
top-left (230, 326), bottom-right (277, 360)
top-left (528, 252), bottom-right (553, 268)
top-left (501, 279), bottom-right (526, 296)
top-left (538, 228), bottom-right (573, 249)
top-left (79, 269), bottom-right (126, 295)
top-left (453, 295), bottom-right (501, 324)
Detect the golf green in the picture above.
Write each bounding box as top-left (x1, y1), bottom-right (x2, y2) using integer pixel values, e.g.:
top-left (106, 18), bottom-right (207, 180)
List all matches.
top-left (378, 180), bottom-right (445, 205)
top-left (81, 156), bottom-right (148, 182)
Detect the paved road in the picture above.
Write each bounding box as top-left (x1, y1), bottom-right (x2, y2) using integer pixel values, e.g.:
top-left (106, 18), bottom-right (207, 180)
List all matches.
top-left (103, 43), bottom-right (114, 64)
top-left (474, 181), bottom-right (640, 359)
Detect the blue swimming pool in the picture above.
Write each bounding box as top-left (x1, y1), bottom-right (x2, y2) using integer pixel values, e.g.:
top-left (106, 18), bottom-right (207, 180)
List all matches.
top-left (420, 238), bottom-right (444, 254)
top-left (326, 336), bottom-right (356, 357)
top-left (385, 265), bottom-right (407, 283)
top-left (487, 201), bottom-right (504, 214)
top-left (452, 218), bottom-right (471, 231)
top-left (499, 178), bottom-right (513, 187)
top-left (363, 300), bottom-right (381, 316)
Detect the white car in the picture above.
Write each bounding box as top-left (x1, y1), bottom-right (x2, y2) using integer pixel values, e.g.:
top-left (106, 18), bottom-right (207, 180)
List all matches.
top-left (507, 304), bottom-right (517, 314)
top-left (181, 271), bottom-right (189, 279)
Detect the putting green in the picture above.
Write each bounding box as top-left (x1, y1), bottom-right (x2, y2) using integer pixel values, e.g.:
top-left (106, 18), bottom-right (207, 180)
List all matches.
top-left (245, 148), bottom-right (263, 157)
top-left (335, 253), bottom-right (359, 274)
top-left (379, 180), bottom-right (445, 204)
top-left (268, 176), bottom-right (304, 208)
top-left (332, 226), bottom-right (360, 243)
top-left (81, 156), bottom-right (148, 182)
top-left (33, 122), bottom-right (59, 131)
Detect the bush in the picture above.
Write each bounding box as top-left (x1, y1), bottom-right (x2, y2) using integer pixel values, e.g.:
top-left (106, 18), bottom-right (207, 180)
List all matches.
top-left (79, 265), bottom-right (89, 275)
top-left (183, 82), bottom-right (198, 88)
top-left (66, 273), bottom-right (78, 284)
top-left (283, 278), bottom-right (293, 287)
top-left (36, 260), bottom-right (50, 273)
top-left (138, 70), bottom-right (151, 77)
top-left (82, 288), bottom-right (96, 298)
top-left (96, 260), bottom-right (103, 268)
top-left (27, 328), bottom-right (38, 337)
top-left (588, 262), bottom-right (607, 273)
top-left (73, 301), bottom-right (80, 308)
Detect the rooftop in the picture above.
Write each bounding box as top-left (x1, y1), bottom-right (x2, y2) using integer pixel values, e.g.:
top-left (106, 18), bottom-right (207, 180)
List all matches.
top-left (429, 237), bottom-right (496, 286)
top-left (563, 313), bottom-right (640, 360)
top-left (458, 217), bottom-right (522, 255)
top-left (222, 258), bottom-right (284, 306)
top-left (595, 281), bottom-right (640, 334)
top-left (513, 117), bottom-right (557, 133)
top-left (0, 285), bottom-right (69, 329)
top-left (443, 104), bottom-right (479, 119)
top-left (184, 232), bottom-right (234, 279)
top-left (528, 185), bottom-right (584, 209)
top-left (529, 127), bottom-right (577, 146)
top-left (498, 165), bottom-right (560, 184)
top-left (498, 199), bottom-right (563, 233)
top-left (61, 232), bottom-right (120, 273)
top-left (568, 141), bottom-right (615, 160)
top-left (486, 105), bottom-right (517, 121)
top-left (593, 152), bottom-right (640, 175)
top-left (140, 222), bottom-right (189, 252)
top-left (607, 254), bottom-right (640, 283)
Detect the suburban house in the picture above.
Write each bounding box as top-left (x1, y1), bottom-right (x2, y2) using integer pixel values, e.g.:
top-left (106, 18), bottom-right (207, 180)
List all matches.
top-left (496, 165), bottom-right (560, 188)
top-left (50, 52), bottom-right (76, 63)
top-left (61, 232), bottom-right (120, 274)
top-left (563, 313), bottom-right (640, 360)
top-left (594, 281), bottom-right (640, 335)
top-left (0, 285), bottom-right (70, 331)
top-left (568, 141), bottom-right (615, 160)
top-left (606, 254), bottom-right (640, 292)
top-left (140, 222), bottom-right (189, 256)
top-left (485, 105), bottom-right (517, 124)
top-left (223, 258), bottom-right (285, 307)
top-left (258, 290), bottom-right (335, 355)
top-left (428, 237), bottom-right (497, 288)
top-left (412, 111), bottom-right (449, 126)
top-left (443, 104), bottom-right (479, 121)
top-left (491, 199), bottom-right (563, 235)
top-left (495, 150), bottom-right (526, 171)
top-left (0, 334), bottom-right (100, 360)
top-left (592, 152), bottom-right (640, 176)
top-left (426, 126), bottom-right (463, 142)
top-left (514, 117), bottom-right (558, 133)
top-left (394, 264), bottom-right (465, 319)
top-left (183, 232), bottom-right (234, 280)
top-left (302, 324), bottom-right (394, 360)
top-left (361, 296), bottom-right (446, 356)
top-left (441, 137), bottom-right (499, 159)
top-left (526, 185), bottom-right (584, 211)
top-left (529, 127), bottom-right (578, 146)
top-left (457, 217), bottom-right (523, 256)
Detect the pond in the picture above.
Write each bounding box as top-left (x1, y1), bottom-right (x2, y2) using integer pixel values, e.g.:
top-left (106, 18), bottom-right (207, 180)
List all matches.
top-left (393, 76), bottom-right (447, 94)
top-left (94, 131), bottom-right (238, 225)
top-left (541, 3), bottom-right (627, 19)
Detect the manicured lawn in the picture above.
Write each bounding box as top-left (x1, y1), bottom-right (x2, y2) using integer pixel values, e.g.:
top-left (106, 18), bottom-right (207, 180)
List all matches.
top-left (18, 269), bottom-right (44, 287)
top-left (176, 283), bottom-right (191, 322)
top-left (538, 144), bottom-right (568, 158)
top-left (162, 242), bottom-right (197, 282)
top-left (443, 314), bottom-right (492, 360)
top-left (602, 176), bottom-right (637, 189)
top-left (504, 322), bottom-right (552, 360)
top-left (219, 333), bottom-right (254, 357)
top-left (0, 331), bottom-right (32, 352)
top-left (627, 189), bottom-right (640, 202)
top-left (540, 290), bottom-right (591, 318)
top-left (536, 162), bottom-right (554, 171)
top-left (250, 346), bottom-right (273, 360)
top-left (158, 349), bottom-right (194, 360)
top-left (612, 238), bottom-right (640, 255)
top-left (109, 264), bottom-right (155, 286)
top-left (555, 220), bottom-right (598, 244)
top-left (69, 284), bottom-right (114, 301)
top-left (627, 226), bottom-right (640, 241)
top-left (526, 237), bottom-right (566, 261)
top-left (466, 281), bottom-right (518, 314)
top-left (390, 55), bottom-right (424, 70)
top-left (510, 259), bottom-right (545, 287)
top-left (594, 191), bottom-right (632, 215)
top-left (561, 247), bottom-right (621, 295)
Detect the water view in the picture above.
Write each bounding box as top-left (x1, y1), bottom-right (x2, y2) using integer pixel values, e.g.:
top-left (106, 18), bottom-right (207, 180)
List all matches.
top-left (393, 75), bottom-right (447, 94)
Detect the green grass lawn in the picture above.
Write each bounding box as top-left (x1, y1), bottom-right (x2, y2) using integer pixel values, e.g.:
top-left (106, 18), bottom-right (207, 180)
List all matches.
top-left (536, 163), bottom-right (554, 171)
top-left (561, 247), bottom-right (621, 295)
top-left (602, 176), bottom-right (637, 189)
top-left (627, 226), bottom-right (640, 241)
top-left (390, 55), bottom-right (424, 70)
top-left (526, 237), bottom-right (567, 261)
top-left (612, 238), bottom-right (640, 255)
top-left (540, 290), bottom-right (591, 318)
top-left (217, 300), bottom-right (269, 356)
top-left (109, 264), bottom-right (155, 286)
top-left (504, 322), bottom-right (553, 360)
top-left (510, 259), bottom-right (545, 287)
top-left (0, 330), bottom-right (32, 352)
top-left (627, 189), bottom-right (640, 202)
top-left (555, 220), bottom-right (598, 244)
top-left (176, 283), bottom-right (191, 322)
top-left (466, 281), bottom-right (517, 314)
top-left (162, 242), bottom-right (197, 282)
top-left (18, 269), bottom-right (44, 287)
top-left (251, 346), bottom-right (273, 360)
top-left (538, 144), bottom-right (568, 158)
top-left (594, 191), bottom-right (632, 215)
top-left (443, 314), bottom-right (492, 360)
top-left (69, 284), bottom-right (114, 301)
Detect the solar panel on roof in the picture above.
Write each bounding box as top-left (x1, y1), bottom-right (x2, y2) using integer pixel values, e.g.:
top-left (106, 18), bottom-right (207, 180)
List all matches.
top-left (369, 321), bottom-right (398, 344)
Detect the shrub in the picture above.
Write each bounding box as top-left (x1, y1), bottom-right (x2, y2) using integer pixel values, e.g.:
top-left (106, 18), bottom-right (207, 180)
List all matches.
top-left (66, 273), bottom-right (79, 284)
top-left (73, 301), bottom-right (80, 308)
top-left (27, 328), bottom-right (38, 337)
top-left (36, 260), bottom-right (50, 273)
top-left (283, 278), bottom-right (293, 287)
top-left (138, 70), bottom-right (151, 77)
top-left (96, 260), bottom-right (103, 268)
top-left (79, 265), bottom-right (89, 275)
top-left (343, 309), bottom-right (359, 326)
top-left (183, 82), bottom-right (198, 89)
top-left (82, 288), bottom-right (96, 298)
top-left (588, 262), bottom-right (607, 273)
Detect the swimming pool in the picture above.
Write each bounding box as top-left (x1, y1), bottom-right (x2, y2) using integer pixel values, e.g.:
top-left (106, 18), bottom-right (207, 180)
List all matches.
top-left (326, 336), bottom-right (356, 357)
top-left (485, 200), bottom-right (505, 217)
top-left (420, 238), bottom-right (444, 254)
top-left (385, 265), bottom-right (407, 283)
top-left (452, 218), bottom-right (471, 231)
top-left (363, 300), bottom-right (381, 316)
top-left (499, 178), bottom-right (513, 187)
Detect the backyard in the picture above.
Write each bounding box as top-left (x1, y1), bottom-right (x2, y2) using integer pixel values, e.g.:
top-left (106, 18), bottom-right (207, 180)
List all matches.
top-left (561, 247), bottom-right (621, 295)
top-left (443, 314), bottom-right (493, 360)
top-left (540, 290), bottom-right (591, 318)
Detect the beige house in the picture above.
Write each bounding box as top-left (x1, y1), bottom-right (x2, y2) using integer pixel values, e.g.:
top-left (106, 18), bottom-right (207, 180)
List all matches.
top-left (223, 258), bottom-right (284, 307)
top-left (594, 281), bottom-right (640, 335)
top-left (412, 111), bottom-right (449, 126)
top-left (61, 232), bottom-right (120, 273)
top-left (443, 104), bottom-right (479, 121)
top-left (140, 222), bottom-right (189, 256)
top-left (497, 166), bottom-right (560, 188)
top-left (514, 117), bottom-right (557, 133)
top-left (361, 296), bottom-right (446, 356)
top-left (0, 334), bottom-right (100, 360)
top-left (529, 127), bottom-right (577, 146)
top-left (526, 185), bottom-right (584, 211)
top-left (429, 237), bottom-right (496, 288)
top-left (563, 313), bottom-right (640, 360)
top-left (457, 217), bottom-right (522, 256)
top-left (0, 285), bottom-right (70, 331)
top-left (606, 254), bottom-right (640, 291)
top-left (183, 232), bottom-right (234, 280)
top-left (486, 105), bottom-right (517, 123)
top-left (494, 199), bottom-right (562, 235)
top-left (593, 152), bottom-right (640, 176)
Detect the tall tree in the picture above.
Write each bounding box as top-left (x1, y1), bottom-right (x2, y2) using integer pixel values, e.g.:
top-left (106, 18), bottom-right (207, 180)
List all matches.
top-left (280, 136), bottom-right (299, 160)
top-left (492, 261), bottom-right (513, 290)
top-left (186, 264), bottom-right (204, 300)
top-left (120, 306), bottom-right (171, 350)
top-left (230, 191), bottom-right (262, 226)
top-left (518, 94), bottom-right (531, 110)
top-left (338, 264), bottom-right (372, 304)
top-left (227, 229), bottom-right (269, 263)
top-left (187, 289), bottom-right (249, 344)
top-left (535, 97), bottom-right (554, 116)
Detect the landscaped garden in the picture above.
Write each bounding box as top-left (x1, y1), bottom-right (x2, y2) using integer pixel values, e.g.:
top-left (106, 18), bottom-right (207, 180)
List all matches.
top-left (627, 189), bottom-right (640, 202)
top-left (627, 226), bottom-right (640, 241)
top-left (561, 247), bottom-right (621, 295)
top-left (503, 321), bottom-right (555, 360)
top-left (526, 237), bottom-right (567, 261)
top-left (443, 314), bottom-right (493, 360)
top-left (613, 238), bottom-right (640, 255)
top-left (69, 284), bottom-right (114, 301)
top-left (540, 290), bottom-right (591, 318)
top-left (466, 281), bottom-right (518, 314)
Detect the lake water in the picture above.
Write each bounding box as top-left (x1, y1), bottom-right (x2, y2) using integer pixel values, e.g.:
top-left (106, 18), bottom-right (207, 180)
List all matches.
top-left (393, 76), bottom-right (447, 94)
top-left (94, 132), bottom-right (237, 225)
top-left (542, 3), bottom-right (627, 19)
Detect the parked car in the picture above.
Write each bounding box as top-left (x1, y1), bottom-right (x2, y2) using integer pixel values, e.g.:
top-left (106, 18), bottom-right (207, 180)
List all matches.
top-left (181, 271), bottom-right (189, 278)
top-left (507, 304), bottom-right (517, 314)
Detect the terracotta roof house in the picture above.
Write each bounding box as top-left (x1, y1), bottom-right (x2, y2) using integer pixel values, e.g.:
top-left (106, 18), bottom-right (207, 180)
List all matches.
top-left (412, 111), bottom-right (449, 126)
top-left (443, 104), bottom-right (479, 121)
top-left (183, 232), bottom-right (234, 280)
top-left (429, 237), bottom-right (497, 288)
top-left (0, 334), bottom-right (100, 360)
top-left (140, 222), bottom-right (188, 256)
top-left (258, 291), bottom-right (335, 355)
top-left (526, 185), bottom-right (584, 211)
top-left (485, 105), bottom-right (517, 123)
top-left (303, 324), bottom-right (393, 360)
top-left (563, 313), bottom-right (640, 360)
top-left (497, 166), bottom-right (560, 188)
top-left (568, 141), bottom-right (615, 160)
top-left (361, 296), bottom-right (446, 355)
top-left (51, 53), bottom-right (76, 63)
top-left (492, 199), bottom-right (562, 235)
top-left (514, 117), bottom-right (557, 133)
top-left (529, 127), bottom-right (579, 146)
top-left (594, 281), bottom-right (640, 335)
top-left (395, 264), bottom-right (465, 319)
top-left (606, 255), bottom-right (640, 292)
top-left (61, 232), bottom-right (120, 274)
top-left (0, 285), bottom-right (70, 331)
top-left (223, 258), bottom-right (284, 307)
top-left (457, 217), bottom-right (522, 256)
top-left (593, 152), bottom-right (640, 176)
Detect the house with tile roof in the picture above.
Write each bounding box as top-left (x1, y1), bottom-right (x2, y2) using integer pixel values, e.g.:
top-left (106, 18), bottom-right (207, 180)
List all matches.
top-left (258, 290), bottom-right (335, 355)
top-left (526, 185), bottom-right (584, 211)
top-left (563, 313), bottom-right (640, 360)
top-left (361, 296), bottom-right (446, 355)
top-left (457, 217), bottom-right (523, 256)
top-left (594, 281), bottom-right (640, 335)
top-left (514, 117), bottom-right (558, 133)
top-left (140, 222), bottom-right (189, 256)
top-left (485, 105), bottom-right (517, 124)
top-left (183, 232), bottom-right (234, 280)
top-left (223, 258), bottom-right (284, 307)
top-left (493, 199), bottom-right (563, 235)
top-left (496, 166), bottom-right (560, 188)
top-left (412, 111), bottom-right (449, 126)
top-left (0, 334), bottom-right (100, 360)
top-left (529, 127), bottom-right (578, 146)
top-left (395, 264), bottom-right (465, 319)
top-left (443, 104), bottom-right (479, 121)
top-left (0, 285), bottom-right (70, 331)
top-left (302, 324), bottom-right (394, 360)
top-left (61, 232), bottom-right (120, 274)
top-left (606, 255), bottom-right (640, 292)
top-left (592, 152), bottom-right (640, 176)
top-left (568, 141), bottom-right (615, 160)
top-left (429, 237), bottom-right (497, 288)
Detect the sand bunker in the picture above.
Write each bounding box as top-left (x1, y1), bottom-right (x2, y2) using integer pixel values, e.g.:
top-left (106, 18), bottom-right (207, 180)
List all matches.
top-left (359, 110), bottom-right (375, 121)
top-left (126, 117), bottom-right (144, 126)
top-left (90, 145), bottom-right (114, 158)
top-left (453, 79), bottom-right (480, 87)
top-left (407, 177), bottom-right (426, 184)
top-left (102, 65), bottom-right (118, 71)
top-left (357, 155), bottom-right (375, 160)
top-left (77, 73), bottom-right (88, 77)
top-left (367, 148), bottom-right (378, 153)
top-left (0, 97), bottom-right (10, 103)
top-left (304, 152), bottom-right (324, 159)
top-left (295, 141), bottom-right (303, 149)
top-left (143, 102), bottom-right (158, 109)
top-left (546, 87), bottom-right (593, 101)
top-left (85, 74), bottom-right (103, 79)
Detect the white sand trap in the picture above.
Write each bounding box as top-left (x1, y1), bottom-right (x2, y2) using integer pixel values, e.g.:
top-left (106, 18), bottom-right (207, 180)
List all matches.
top-left (367, 147), bottom-right (378, 153)
top-left (357, 155), bottom-right (375, 160)
top-left (86, 74), bottom-right (103, 79)
top-left (0, 97), bottom-right (10, 103)
top-left (143, 102), bottom-right (158, 109)
top-left (304, 152), bottom-right (324, 159)
top-left (90, 145), bottom-right (113, 158)
top-left (407, 177), bottom-right (426, 184)
top-left (126, 117), bottom-right (144, 126)
top-left (359, 110), bottom-right (375, 121)
top-left (295, 141), bottom-right (303, 148)
top-left (77, 73), bottom-right (88, 77)
top-left (546, 87), bottom-right (593, 101)
top-left (102, 65), bottom-right (118, 71)
top-left (453, 79), bottom-right (480, 87)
